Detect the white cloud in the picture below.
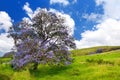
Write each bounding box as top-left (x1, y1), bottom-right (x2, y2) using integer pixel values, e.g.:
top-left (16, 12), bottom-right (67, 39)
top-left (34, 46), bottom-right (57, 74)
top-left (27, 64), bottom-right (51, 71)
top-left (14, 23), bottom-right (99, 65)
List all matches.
top-left (0, 11), bottom-right (14, 56)
top-left (0, 33), bottom-right (14, 57)
top-left (75, 0), bottom-right (120, 49)
top-left (72, 0), bottom-right (77, 4)
top-left (95, 0), bottom-right (105, 6)
top-left (23, 2), bottom-right (43, 19)
top-left (96, 0), bottom-right (120, 20)
top-left (75, 18), bottom-right (120, 49)
top-left (50, 0), bottom-right (77, 5)
top-left (50, 0), bottom-right (69, 6)
top-left (23, 2), bottom-right (33, 19)
top-left (82, 13), bottom-right (102, 22)
top-left (0, 11), bottom-right (12, 32)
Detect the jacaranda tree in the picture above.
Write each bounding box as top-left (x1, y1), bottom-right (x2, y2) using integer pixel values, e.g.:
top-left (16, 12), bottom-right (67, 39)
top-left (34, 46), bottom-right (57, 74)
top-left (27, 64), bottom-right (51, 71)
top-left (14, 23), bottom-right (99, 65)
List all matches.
top-left (9, 9), bottom-right (76, 70)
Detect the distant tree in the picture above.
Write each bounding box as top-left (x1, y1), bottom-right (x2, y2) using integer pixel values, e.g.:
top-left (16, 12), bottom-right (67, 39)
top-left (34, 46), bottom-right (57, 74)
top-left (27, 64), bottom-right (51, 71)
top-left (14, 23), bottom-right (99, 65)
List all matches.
top-left (96, 48), bottom-right (103, 53)
top-left (9, 9), bottom-right (76, 70)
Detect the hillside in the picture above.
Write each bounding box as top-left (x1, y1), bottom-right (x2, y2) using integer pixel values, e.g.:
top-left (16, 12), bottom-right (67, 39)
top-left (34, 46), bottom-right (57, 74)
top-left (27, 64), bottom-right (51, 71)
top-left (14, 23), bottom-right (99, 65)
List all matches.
top-left (71, 46), bottom-right (120, 56)
top-left (0, 46), bottom-right (120, 80)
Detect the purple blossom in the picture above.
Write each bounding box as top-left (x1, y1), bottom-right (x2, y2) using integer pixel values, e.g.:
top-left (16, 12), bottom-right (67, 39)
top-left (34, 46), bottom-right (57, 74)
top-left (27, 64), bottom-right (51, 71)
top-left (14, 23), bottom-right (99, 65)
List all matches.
top-left (9, 9), bottom-right (76, 70)
top-left (24, 55), bottom-right (31, 59)
top-left (41, 45), bottom-right (48, 50)
top-left (64, 61), bottom-right (71, 65)
top-left (47, 51), bottom-right (54, 58)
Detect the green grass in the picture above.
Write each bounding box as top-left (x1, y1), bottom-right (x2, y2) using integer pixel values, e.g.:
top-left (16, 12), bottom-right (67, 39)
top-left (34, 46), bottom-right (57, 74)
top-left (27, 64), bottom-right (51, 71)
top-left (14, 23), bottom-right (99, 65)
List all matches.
top-left (0, 46), bottom-right (120, 80)
top-left (71, 46), bottom-right (120, 56)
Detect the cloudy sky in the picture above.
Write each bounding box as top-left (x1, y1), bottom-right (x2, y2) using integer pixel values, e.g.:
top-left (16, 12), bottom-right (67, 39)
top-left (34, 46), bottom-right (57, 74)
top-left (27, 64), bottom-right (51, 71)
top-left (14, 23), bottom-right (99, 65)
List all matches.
top-left (0, 0), bottom-right (120, 56)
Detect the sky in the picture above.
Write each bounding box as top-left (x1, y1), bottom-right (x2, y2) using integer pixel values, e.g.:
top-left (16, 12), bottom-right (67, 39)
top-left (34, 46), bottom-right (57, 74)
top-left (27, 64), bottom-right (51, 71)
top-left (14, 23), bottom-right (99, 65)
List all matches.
top-left (0, 0), bottom-right (120, 56)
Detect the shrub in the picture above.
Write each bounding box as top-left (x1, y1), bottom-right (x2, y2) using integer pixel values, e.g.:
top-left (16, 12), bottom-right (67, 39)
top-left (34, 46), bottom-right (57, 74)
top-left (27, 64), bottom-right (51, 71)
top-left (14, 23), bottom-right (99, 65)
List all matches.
top-left (96, 48), bottom-right (103, 53)
top-left (86, 58), bottom-right (114, 65)
top-left (0, 74), bottom-right (10, 80)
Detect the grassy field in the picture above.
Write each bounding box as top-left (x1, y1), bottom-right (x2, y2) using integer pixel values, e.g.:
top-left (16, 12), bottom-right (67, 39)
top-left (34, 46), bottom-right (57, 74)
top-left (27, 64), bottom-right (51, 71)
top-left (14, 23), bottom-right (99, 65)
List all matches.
top-left (0, 46), bottom-right (120, 80)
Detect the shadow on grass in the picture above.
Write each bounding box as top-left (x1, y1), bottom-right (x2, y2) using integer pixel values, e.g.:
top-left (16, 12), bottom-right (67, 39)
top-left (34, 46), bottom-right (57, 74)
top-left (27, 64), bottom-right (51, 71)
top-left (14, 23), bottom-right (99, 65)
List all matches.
top-left (0, 74), bottom-right (10, 80)
top-left (29, 65), bottom-right (71, 78)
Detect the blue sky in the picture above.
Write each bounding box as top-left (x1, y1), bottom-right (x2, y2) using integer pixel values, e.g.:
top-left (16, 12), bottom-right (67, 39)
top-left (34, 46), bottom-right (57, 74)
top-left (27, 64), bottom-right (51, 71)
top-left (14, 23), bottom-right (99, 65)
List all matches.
top-left (0, 0), bottom-right (103, 39)
top-left (0, 0), bottom-right (120, 56)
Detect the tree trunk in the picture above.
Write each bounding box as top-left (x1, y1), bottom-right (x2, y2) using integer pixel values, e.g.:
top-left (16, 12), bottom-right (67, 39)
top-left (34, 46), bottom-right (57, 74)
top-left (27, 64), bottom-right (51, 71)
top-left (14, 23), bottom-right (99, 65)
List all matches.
top-left (33, 62), bottom-right (38, 70)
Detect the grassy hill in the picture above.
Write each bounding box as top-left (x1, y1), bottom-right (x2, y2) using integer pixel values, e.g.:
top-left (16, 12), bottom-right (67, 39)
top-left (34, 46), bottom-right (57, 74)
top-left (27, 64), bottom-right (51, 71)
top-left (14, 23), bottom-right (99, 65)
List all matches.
top-left (71, 46), bottom-right (120, 56)
top-left (0, 46), bottom-right (120, 80)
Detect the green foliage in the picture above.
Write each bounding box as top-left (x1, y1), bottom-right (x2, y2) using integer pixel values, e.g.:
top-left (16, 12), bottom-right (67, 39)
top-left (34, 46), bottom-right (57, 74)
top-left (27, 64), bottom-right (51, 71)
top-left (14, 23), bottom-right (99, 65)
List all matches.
top-left (0, 58), bottom-right (11, 64)
top-left (86, 58), bottom-right (114, 65)
top-left (0, 74), bottom-right (10, 80)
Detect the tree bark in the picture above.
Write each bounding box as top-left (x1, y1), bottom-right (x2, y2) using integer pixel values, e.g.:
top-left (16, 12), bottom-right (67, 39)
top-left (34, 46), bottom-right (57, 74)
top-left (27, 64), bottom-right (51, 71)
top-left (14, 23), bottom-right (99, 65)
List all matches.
top-left (33, 62), bottom-right (38, 70)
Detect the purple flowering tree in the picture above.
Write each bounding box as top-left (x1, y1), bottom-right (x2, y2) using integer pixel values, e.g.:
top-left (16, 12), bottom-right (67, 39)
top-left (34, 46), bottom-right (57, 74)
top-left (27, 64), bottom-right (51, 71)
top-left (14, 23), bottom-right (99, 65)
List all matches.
top-left (9, 9), bottom-right (76, 70)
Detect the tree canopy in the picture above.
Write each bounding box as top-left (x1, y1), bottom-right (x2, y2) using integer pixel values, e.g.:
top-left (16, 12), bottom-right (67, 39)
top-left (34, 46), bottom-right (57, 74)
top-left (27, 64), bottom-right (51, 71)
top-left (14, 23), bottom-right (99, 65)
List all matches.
top-left (9, 9), bottom-right (76, 70)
